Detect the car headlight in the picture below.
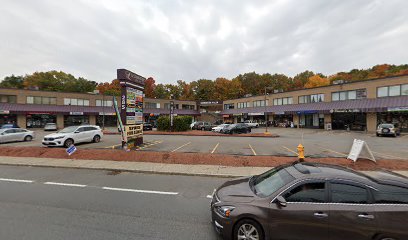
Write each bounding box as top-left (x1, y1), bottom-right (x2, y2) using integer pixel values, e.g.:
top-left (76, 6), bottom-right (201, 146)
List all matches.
top-left (54, 136), bottom-right (65, 139)
top-left (216, 206), bottom-right (235, 218)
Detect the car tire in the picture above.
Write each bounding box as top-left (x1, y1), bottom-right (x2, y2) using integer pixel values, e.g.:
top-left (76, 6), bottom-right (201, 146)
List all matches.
top-left (376, 133), bottom-right (380, 137)
top-left (64, 139), bottom-right (74, 148)
top-left (93, 135), bottom-right (101, 143)
top-left (24, 135), bottom-right (33, 141)
top-left (234, 219), bottom-right (264, 240)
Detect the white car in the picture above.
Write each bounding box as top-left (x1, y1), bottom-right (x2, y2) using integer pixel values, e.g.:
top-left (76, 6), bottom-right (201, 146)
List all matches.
top-left (243, 120), bottom-right (259, 128)
top-left (44, 123), bottom-right (57, 131)
top-left (0, 128), bottom-right (35, 143)
top-left (42, 125), bottom-right (103, 148)
top-left (190, 121), bottom-right (197, 129)
top-left (211, 124), bottom-right (230, 133)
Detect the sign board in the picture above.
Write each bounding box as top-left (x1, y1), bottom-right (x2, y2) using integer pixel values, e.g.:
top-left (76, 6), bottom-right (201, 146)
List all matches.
top-left (248, 112), bottom-right (264, 116)
top-left (200, 101), bottom-right (222, 105)
top-left (70, 112), bottom-right (84, 115)
top-left (274, 112), bottom-right (285, 115)
top-left (388, 107), bottom-right (408, 112)
top-left (124, 125), bottom-right (143, 141)
top-left (117, 69), bottom-right (146, 147)
top-left (66, 145), bottom-right (77, 156)
top-left (99, 112), bottom-right (116, 116)
top-left (347, 139), bottom-right (375, 162)
top-left (222, 115), bottom-right (231, 118)
top-left (331, 109), bottom-right (360, 113)
top-left (0, 110), bottom-right (10, 114)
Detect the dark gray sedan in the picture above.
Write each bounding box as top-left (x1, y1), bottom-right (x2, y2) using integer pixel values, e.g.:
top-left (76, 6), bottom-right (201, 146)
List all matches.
top-left (211, 162), bottom-right (408, 240)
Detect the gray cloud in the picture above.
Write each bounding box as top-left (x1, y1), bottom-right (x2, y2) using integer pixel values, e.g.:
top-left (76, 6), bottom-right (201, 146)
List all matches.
top-left (0, 0), bottom-right (407, 84)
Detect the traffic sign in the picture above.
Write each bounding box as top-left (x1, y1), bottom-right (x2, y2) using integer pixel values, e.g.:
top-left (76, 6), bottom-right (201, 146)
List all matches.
top-left (66, 145), bottom-right (77, 156)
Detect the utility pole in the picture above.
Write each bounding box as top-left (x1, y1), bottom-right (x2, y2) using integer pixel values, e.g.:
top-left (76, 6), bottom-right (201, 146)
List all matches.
top-left (264, 87), bottom-right (273, 134)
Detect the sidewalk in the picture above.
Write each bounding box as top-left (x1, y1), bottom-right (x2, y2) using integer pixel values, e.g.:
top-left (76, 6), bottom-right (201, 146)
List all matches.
top-left (0, 156), bottom-right (407, 178)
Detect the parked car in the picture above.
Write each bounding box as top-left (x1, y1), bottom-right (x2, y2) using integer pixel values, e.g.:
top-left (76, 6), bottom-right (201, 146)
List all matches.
top-left (212, 124), bottom-right (230, 133)
top-left (377, 123), bottom-right (400, 137)
top-left (1, 123), bottom-right (20, 129)
top-left (0, 128), bottom-right (35, 143)
top-left (193, 121), bottom-right (212, 131)
top-left (190, 121), bottom-right (197, 129)
top-left (243, 120), bottom-right (259, 128)
top-left (143, 122), bottom-right (153, 131)
top-left (44, 123), bottom-right (57, 131)
top-left (42, 125), bottom-right (103, 148)
top-left (222, 123), bottom-right (251, 134)
top-left (211, 162), bottom-right (408, 240)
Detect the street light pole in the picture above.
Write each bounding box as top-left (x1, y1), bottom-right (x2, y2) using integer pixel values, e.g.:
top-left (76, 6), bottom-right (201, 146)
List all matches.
top-left (102, 93), bottom-right (105, 130)
top-left (264, 87), bottom-right (273, 134)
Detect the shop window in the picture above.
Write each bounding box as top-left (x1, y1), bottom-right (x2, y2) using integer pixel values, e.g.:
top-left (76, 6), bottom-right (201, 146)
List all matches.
top-left (145, 102), bottom-right (158, 109)
top-left (348, 91), bottom-right (356, 100)
top-left (339, 92), bottom-right (347, 101)
top-left (34, 96), bottom-right (42, 104)
top-left (332, 92), bottom-right (339, 101)
top-left (377, 87), bottom-right (388, 97)
top-left (182, 104), bottom-right (195, 110)
top-left (389, 85), bottom-right (401, 96)
top-left (224, 104), bottom-right (234, 110)
top-left (84, 99), bottom-right (90, 106)
top-left (65, 98), bottom-right (90, 106)
top-left (288, 97), bottom-right (293, 104)
top-left (27, 96), bottom-right (34, 104)
top-left (50, 97), bottom-right (57, 105)
top-left (402, 84), bottom-right (408, 96)
top-left (299, 94), bottom-right (323, 103)
top-left (78, 99), bottom-right (84, 106)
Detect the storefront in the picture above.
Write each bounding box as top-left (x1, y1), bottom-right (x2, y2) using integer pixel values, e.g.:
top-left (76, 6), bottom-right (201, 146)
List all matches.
top-left (272, 112), bottom-right (293, 127)
top-left (222, 114), bottom-right (233, 124)
top-left (378, 107), bottom-right (408, 132)
top-left (298, 112), bottom-right (324, 129)
top-left (0, 110), bottom-right (17, 126)
top-left (26, 113), bottom-right (57, 128)
top-left (96, 112), bottom-right (117, 127)
top-left (249, 112), bottom-right (265, 124)
top-left (331, 110), bottom-right (367, 131)
top-left (64, 112), bottom-right (90, 127)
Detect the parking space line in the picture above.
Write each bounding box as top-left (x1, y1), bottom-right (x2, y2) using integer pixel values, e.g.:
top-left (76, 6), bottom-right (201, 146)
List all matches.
top-left (316, 145), bottom-right (348, 157)
top-left (281, 146), bottom-right (298, 156)
top-left (44, 182), bottom-right (87, 187)
top-left (0, 178), bottom-right (34, 183)
top-left (102, 187), bottom-right (178, 195)
top-left (171, 142), bottom-right (191, 152)
top-left (211, 143), bottom-right (220, 154)
top-left (370, 151), bottom-right (405, 160)
top-left (105, 144), bottom-right (121, 149)
top-left (248, 144), bottom-right (257, 156)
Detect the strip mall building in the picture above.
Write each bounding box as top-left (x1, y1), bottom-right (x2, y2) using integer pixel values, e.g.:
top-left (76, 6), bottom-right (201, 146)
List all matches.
top-left (220, 75), bottom-right (408, 133)
top-left (0, 88), bottom-right (199, 129)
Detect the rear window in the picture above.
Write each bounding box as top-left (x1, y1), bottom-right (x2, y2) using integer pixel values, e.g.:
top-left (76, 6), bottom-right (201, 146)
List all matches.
top-left (374, 185), bottom-right (408, 204)
top-left (379, 124), bottom-right (394, 128)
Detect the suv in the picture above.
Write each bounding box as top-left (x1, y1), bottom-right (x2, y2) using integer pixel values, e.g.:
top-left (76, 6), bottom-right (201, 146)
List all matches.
top-left (42, 125), bottom-right (103, 147)
top-left (377, 123), bottom-right (400, 137)
top-left (222, 123), bottom-right (251, 134)
top-left (211, 162), bottom-right (408, 240)
top-left (243, 120), bottom-right (259, 128)
top-left (193, 121), bottom-right (212, 131)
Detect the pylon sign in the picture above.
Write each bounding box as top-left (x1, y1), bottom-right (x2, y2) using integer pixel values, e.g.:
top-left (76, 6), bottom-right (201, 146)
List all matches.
top-left (117, 69), bottom-right (146, 148)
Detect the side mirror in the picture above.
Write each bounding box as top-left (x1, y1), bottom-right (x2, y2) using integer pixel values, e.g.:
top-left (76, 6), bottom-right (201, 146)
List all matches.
top-left (276, 196), bottom-right (287, 207)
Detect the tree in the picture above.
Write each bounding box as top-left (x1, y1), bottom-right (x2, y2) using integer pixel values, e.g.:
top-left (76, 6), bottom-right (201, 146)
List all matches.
top-left (154, 84), bottom-right (169, 99)
top-left (144, 77), bottom-right (156, 98)
top-left (96, 79), bottom-right (120, 96)
top-left (177, 80), bottom-right (194, 100)
top-left (191, 79), bottom-right (215, 100)
top-left (0, 75), bottom-right (24, 88)
top-left (304, 74), bottom-right (330, 88)
top-left (292, 71), bottom-right (314, 90)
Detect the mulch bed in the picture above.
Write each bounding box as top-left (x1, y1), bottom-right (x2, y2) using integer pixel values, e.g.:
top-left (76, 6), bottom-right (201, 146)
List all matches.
top-left (104, 130), bottom-right (279, 138)
top-left (0, 146), bottom-right (407, 171)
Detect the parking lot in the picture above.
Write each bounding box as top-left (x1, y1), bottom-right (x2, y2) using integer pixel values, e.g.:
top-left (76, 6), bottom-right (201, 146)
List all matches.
top-left (2, 128), bottom-right (408, 160)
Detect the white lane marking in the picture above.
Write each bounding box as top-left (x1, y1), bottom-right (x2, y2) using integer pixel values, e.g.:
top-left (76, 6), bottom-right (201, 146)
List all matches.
top-left (44, 182), bottom-right (87, 187)
top-left (171, 142), bottom-right (191, 152)
top-left (248, 144), bottom-right (257, 156)
top-left (0, 178), bottom-right (34, 183)
top-left (281, 146), bottom-right (298, 156)
top-left (102, 187), bottom-right (178, 195)
top-left (211, 143), bottom-right (220, 154)
top-left (317, 146), bottom-right (348, 157)
top-left (206, 195), bottom-right (212, 199)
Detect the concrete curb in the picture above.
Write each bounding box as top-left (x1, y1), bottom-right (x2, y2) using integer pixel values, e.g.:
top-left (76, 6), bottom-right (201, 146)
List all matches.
top-left (0, 156), bottom-right (406, 178)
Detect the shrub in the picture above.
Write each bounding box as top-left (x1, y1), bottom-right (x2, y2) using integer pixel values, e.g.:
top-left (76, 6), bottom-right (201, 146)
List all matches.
top-left (157, 115), bottom-right (192, 132)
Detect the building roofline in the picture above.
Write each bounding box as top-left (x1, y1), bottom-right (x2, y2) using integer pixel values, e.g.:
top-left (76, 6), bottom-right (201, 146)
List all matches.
top-left (224, 73), bottom-right (408, 102)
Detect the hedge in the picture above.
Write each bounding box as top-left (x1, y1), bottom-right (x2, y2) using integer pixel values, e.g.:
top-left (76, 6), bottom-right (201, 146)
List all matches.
top-left (157, 115), bottom-right (193, 132)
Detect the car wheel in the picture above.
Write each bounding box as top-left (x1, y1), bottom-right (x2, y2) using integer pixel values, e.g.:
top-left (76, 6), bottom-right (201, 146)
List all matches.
top-left (93, 135), bottom-right (101, 143)
top-left (64, 139), bottom-right (74, 148)
top-left (234, 219), bottom-right (264, 240)
top-left (376, 133), bottom-right (380, 137)
top-left (24, 135), bottom-right (33, 141)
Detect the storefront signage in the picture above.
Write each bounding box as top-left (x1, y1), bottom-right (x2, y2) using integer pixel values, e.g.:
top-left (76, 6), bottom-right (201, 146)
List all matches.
top-left (124, 125), bottom-right (143, 141)
top-left (0, 110), bottom-right (10, 114)
top-left (298, 110), bottom-right (318, 114)
top-left (233, 113), bottom-right (242, 116)
top-left (99, 112), bottom-right (116, 116)
top-left (222, 115), bottom-right (231, 118)
top-left (274, 112), bottom-right (285, 115)
top-left (387, 107), bottom-right (408, 112)
top-left (248, 112), bottom-right (264, 116)
top-left (330, 109), bottom-right (360, 113)
top-left (200, 101), bottom-right (222, 105)
top-left (70, 112), bottom-right (83, 115)
top-left (117, 69), bottom-right (146, 147)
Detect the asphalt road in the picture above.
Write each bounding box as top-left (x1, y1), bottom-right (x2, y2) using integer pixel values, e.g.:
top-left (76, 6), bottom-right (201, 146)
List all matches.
top-left (2, 128), bottom-right (408, 159)
top-left (0, 165), bottom-right (228, 240)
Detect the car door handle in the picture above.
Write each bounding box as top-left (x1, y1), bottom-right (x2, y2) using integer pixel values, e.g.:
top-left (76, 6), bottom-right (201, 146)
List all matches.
top-left (314, 212), bottom-right (328, 218)
top-left (358, 214), bottom-right (374, 220)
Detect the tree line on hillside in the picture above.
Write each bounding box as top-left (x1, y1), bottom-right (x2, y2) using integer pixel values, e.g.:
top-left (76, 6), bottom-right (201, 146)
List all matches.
top-left (1, 64), bottom-right (407, 100)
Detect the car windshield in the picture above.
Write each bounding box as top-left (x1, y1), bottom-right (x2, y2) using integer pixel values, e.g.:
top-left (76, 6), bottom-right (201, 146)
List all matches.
top-left (380, 124), bottom-right (394, 128)
top-left (46, 123), bottom-right (56, 126)
top-left (58, 126), bottom-right (78, 133)
top-left (1, 124), bottom-right (13, 129)
top-left (250, 167), bottom-right (294, 197)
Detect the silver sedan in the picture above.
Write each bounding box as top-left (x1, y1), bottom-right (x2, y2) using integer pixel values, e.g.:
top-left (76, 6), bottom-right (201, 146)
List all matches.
top-left (0, 128), bottom-right (35, 143)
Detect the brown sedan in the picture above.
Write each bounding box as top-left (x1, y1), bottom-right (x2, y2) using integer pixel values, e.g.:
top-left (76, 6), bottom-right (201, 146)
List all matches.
top-left (210, 162), bottom-right (408, 240)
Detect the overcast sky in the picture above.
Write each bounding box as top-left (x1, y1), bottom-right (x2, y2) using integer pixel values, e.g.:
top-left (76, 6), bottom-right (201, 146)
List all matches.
top-left (0, 0), bottom-right (407, 84)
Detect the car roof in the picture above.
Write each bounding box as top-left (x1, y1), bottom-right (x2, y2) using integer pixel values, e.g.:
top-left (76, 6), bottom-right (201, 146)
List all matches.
top-left (286, 162), bottom-right (408, 187)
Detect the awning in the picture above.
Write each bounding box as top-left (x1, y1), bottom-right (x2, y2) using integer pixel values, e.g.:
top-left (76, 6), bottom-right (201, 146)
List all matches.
top-left (144, 108), bottom-right (201, 116)
top-left (220, 96), bottom-right (408, 115)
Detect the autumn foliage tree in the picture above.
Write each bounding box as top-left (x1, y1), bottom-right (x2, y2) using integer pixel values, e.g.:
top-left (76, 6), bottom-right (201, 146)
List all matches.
top-left (304, 74), bottom-right (330, 88)
top-left (96, 79), bottom-right (121, 96)
top-left (144, 77), bottom-right (156, 98)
